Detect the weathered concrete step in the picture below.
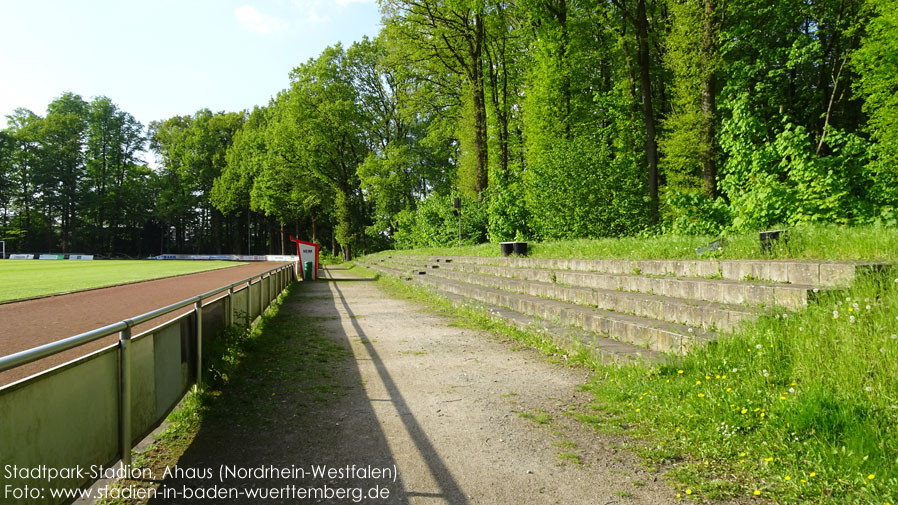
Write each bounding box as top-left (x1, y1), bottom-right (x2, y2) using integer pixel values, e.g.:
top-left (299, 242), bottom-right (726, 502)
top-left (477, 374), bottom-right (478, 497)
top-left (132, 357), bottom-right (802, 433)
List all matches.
top-left (381, 257), bottom-right (820, 310)
top-left (405, 262), bottom-right (757, 332)
top-left (361, 262), bottom-right (663, 365)
top-left (415, 255), bottom-right (886, 288)
top-left (367, 261), bottom-right (714, 355)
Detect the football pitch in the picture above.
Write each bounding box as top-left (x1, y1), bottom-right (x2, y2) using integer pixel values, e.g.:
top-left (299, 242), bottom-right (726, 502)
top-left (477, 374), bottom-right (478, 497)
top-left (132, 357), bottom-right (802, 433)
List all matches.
top-left (0, 260), bottom-right (244, 303)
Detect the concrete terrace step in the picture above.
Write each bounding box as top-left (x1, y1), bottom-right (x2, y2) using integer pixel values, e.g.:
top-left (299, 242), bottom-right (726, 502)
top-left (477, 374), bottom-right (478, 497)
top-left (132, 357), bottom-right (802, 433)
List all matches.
top-left (390, 261), bottom-right (757, 332)
top-left (365, 264), bottom-right (665, 364)
top-left (382, 256), bottom-right (821, 310)
top-left (416, 255), bottom-right (885, 288)
top-left (364, 262), bottom-right (663, 364)
top-left (365, 260), bottom-right (714, 355)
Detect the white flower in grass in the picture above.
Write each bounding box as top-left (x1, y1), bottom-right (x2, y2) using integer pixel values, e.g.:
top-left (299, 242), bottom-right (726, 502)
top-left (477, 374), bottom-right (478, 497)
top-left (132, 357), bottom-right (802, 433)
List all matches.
top-left (732, 368), bottom-right (738, 373)
top-left (756, 344), bottom-right (763, 349)
top-left (849, 316), bottom-right (856, 324)
top-left (880, 348), bottom-right (886, 354)
top-left (865, 386), bottom-right (873, 392)
top-left (847, 297), bottom-right (852, 302)
top-left (866, 305), bottom-right (872, 310)
top-left (833, 311), bottom-right (839, 319)
top-left (891, 334), bottom-right (897, 340)
top-left (782, 313), bottom-right (788, 319)
top-left (762, 369), bottom-right (769, 377)
top-left (813, 288), bottom-right (820, 293)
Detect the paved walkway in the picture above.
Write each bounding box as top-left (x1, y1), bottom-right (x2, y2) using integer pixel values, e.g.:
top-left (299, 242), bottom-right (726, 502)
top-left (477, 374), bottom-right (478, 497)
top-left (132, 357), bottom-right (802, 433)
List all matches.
top-left (148, 266), bottom-right (677, 504)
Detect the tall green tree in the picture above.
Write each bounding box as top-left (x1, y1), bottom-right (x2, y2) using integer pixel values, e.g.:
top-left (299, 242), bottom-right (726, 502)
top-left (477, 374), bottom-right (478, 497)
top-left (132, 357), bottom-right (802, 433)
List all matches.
top-left (852, 0), bottom-right (898, 219)
top-left (84, 96), bottom-right (146, 252)
top-left (41, 92), bottom-right (89, 252)
top-left (383, 0), bottom-right (490, 198)
top-left (277, 45), bottom-right (370, 259)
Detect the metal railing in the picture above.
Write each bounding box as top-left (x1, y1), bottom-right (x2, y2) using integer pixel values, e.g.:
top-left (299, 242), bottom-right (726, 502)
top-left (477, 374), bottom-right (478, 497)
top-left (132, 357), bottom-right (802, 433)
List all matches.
top-left (0, 262), bottom-right (295, 466)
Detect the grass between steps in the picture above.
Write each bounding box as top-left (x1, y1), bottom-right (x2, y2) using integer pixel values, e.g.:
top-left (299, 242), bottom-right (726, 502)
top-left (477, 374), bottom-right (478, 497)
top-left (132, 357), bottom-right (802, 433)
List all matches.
top-left (377, 223), bottom-right (898, 262)
top-left (359, 260), bottom-right (898, 505)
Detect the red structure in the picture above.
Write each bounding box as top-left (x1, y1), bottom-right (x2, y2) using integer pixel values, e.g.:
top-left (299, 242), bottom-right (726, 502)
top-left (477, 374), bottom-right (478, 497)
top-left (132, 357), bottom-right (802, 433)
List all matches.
top-left (289, 236), bottom-right (320, 280)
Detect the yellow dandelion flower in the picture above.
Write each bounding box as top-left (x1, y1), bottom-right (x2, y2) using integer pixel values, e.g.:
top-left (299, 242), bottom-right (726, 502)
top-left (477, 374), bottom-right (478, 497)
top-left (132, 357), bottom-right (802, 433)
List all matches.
top-left (696, 380), bottom-right (702, 385)
top-left (678, 370), bottom-right (684, 374)
top-left (635, 408), bottom-right (640, 412)
top-left (764, 457), bottom-right (773, 462)
top-left (705, 375), bottom-right (711, 380)
top-left (754, 407), bottom-right (760, 412)
top-left (686, 489), bottom-right (692, 495)
top-left (740, 452), bottom-right (746, 457)
top-left (785, 476), bottom-right (791, 481)
top-left (726, 387), bottom-right (732, 392)
top-left (868, 474), bottom-right (875, 480)
top-left (800, 479), bottom-right (806, 483)
top-left (753, 490), bottom-right (761, 496)
top-left (809, 472), bottom-right (816, 477)
top-left (741, 408), bottom-right (748, 414)
top-left (760, 413), bottom-right (766, 418)
top-left (722, 375), bottom-right (727, 379)
top-left (698, 393), bottom-right (705, 397)
top-left (716, 374), bottom-right (721, 379)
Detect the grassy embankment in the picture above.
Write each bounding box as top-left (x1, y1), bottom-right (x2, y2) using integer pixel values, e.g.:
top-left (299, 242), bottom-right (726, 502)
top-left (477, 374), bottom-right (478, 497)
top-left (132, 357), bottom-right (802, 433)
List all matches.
top-left (394, 224), bottom-right (898, 262)
top-left (0, 260), bottom-right (243, 303)
top-left (360, 224), bottom-right (898, 504)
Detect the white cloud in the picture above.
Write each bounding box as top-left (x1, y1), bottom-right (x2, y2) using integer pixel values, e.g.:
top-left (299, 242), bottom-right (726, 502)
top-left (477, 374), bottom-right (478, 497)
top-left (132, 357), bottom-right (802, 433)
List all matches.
top-left (335, 0), bottom-right (374, 5)
top-left (234, 5), bottom-right (288, 35)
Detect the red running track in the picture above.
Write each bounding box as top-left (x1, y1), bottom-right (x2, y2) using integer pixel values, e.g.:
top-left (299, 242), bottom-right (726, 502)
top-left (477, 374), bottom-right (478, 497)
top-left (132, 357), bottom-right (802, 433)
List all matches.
top-left (0, 262), bottom-right (292, 387)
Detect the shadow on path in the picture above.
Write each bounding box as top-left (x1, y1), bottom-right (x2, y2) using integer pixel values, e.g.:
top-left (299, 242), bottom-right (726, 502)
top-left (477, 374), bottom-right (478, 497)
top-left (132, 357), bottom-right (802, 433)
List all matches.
top-left (327, 269), bottom-right (469, 504)
top-left (146, 266), bottom-right (467, 504)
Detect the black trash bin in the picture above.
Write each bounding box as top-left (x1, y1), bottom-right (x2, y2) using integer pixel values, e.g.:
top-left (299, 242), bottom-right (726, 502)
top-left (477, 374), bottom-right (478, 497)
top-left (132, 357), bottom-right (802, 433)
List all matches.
top-left (500, 242), bottom-right (514, 257)
top-left (760, 230), bottom-right (788, 253)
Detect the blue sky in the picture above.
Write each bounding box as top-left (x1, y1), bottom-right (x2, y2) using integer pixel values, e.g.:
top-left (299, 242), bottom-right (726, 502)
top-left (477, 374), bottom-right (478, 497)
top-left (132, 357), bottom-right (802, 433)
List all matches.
top-left (0, 0), bottom-right (383, 130)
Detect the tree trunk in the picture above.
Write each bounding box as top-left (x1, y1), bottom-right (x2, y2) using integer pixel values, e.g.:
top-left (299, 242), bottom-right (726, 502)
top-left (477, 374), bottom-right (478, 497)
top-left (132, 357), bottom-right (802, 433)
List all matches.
top-left (635, 0), bottom-right (659, 219)
top-left (471, 13), bottom-right (489, 197)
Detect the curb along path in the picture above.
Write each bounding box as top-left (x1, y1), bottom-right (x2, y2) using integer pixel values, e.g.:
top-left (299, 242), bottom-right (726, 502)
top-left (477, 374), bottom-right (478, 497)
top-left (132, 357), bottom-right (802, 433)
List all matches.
top-left (150, 265), bottom-right (678, 504)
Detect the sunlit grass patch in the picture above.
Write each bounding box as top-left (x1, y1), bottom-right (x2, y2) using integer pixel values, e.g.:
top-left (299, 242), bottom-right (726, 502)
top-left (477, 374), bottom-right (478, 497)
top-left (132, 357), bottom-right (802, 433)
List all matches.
top-left (373, 223), bottom-right (898, 262)
top-left (588, 268), bottom-right (898, 504)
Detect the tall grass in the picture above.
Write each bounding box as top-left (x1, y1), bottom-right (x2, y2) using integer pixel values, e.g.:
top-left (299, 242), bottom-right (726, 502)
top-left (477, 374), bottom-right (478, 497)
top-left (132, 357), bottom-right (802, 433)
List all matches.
top-left (586, 268), bottom-right (898, 503)
top-left (381, 224), bottom-right (898, 262)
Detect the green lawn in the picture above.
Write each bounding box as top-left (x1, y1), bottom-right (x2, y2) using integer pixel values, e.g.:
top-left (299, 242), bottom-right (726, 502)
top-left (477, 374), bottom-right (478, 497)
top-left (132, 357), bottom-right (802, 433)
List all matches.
top-left (382, 224), bottom-right (898, 262)
top-left (0, 260), bottom-right (244, 303)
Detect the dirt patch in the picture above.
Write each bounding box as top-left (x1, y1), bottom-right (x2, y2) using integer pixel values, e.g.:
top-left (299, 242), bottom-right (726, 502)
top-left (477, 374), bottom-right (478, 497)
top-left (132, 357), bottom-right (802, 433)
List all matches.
top-left (141, 266), bottom-right (681, 504)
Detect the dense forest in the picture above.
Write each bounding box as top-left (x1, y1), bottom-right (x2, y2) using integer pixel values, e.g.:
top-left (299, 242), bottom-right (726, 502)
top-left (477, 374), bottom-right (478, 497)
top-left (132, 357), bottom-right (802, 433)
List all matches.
top-left (1, 0), bottom-right (897, 259)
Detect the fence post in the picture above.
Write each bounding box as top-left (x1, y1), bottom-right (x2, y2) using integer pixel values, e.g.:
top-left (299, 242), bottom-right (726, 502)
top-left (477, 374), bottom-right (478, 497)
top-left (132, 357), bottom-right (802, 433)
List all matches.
top-left (195, 300), bottom-right (203, 391)
top-left (227, 287), bottom-right (233, 326)
top-left (119, 322), bottom-right (133, 466)
top-left (260, 276), bottom-right (265, 316)
top-left (246, 280), bottom-right (252, 326)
